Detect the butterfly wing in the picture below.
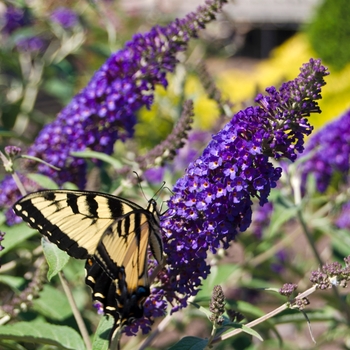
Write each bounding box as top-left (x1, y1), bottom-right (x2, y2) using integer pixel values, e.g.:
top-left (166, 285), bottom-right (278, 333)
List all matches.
top-left (85, 197), bottom-right (162, 335)
top-left (13, 189), bottom-right (164, 339)
top-left (13, 189), bottom-right (152, 259)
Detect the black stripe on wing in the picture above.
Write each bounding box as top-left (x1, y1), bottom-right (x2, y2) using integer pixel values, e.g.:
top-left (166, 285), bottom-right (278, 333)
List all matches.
top-left (14, 192), bottom-right (90, 258)
top-left (13, 190), bottom-right (140, 259)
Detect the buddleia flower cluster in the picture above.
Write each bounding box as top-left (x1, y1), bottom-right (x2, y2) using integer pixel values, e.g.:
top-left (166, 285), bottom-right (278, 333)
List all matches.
top-left (0, 0), bottom-right (228, 224)
top-left (148, 59), bottom-right (329, 323)
top-left (310, 257), bottom-right (350, 289)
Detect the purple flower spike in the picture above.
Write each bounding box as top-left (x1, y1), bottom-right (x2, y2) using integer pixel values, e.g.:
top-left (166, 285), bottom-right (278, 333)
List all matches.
top-left (155, 59), bottom-right (328, 316)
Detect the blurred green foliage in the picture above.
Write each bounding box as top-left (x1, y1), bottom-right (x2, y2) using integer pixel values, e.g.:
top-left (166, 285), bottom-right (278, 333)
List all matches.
top-left (306, 0), bottom-right (350, 71)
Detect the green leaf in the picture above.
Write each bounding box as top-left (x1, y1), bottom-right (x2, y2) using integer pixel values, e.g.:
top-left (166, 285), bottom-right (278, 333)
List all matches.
top-left (0, 340), bottom-right (27, 350)
top-left (234, 301), bottom-right (265, 318)
top-left (0, 128), bottom-right (18, 138)
top-left (32, 285), bottom-right (73, 321)
top-left (92, 317), bottom-right (113, 350)
top-left (1, 100), bottom-right (21, 129)
top-left (26, 173), bottom-right (60, 189)
top-left (168, 336), bottom-right (208, 350)
top-left (70, 150), bottom-right (122, 169)
top-left (62, 182), bottom-right (79, 190)
top-left (328, 228), bottom-right (350, 257)
top-left (267, 201), bottom-right (299, 238)
top-left (197, 264), bottom-right (241, 299)
top-left (0, 321), bottom-right (85, 350)
top-left (0, 275), bottom-right (25, 290)
top-left (241, 324), bottom-right (263, 340)
top-left (42, 238), bottom-right (70, 280)
top-left (0, 223), bottom-right (37, 257)
top-left (44, 77), bottom-right (75, 103)
top-left (189, 301), bottom-right (211, 318)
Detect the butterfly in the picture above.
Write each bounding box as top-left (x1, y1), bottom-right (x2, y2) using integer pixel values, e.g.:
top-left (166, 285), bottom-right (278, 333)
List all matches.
top-left (13, 189), bottom-right (164, 344)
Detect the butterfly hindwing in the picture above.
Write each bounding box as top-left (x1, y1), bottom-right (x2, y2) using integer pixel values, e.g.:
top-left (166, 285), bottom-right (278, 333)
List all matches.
top-left (13, 189), bottom-right (164, 340)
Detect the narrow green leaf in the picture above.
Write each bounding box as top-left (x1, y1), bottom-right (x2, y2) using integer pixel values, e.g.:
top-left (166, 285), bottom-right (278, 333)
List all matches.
top-left (0, 223), bottom-right (37, 257)
top-left (328, 228), bottom-right (350, 257)
top-left (168, 336), bottom-right (208, 350)
top-left (0, 321), bottom-right (85, 350)
top-left (189, 302), bottom-right (211, 318)
top-left (238, 324), bottom-right (263, 341)
top-left (264, 287), bottom-right (281, 293)
top-left (42, 238), bottom-right (70, 280)
top-left (70, 150), bottom-right (122, 169)
top-left (26, 173), bottom-right (60, 189)
top-left (233, 301), bottom-right (265, 318)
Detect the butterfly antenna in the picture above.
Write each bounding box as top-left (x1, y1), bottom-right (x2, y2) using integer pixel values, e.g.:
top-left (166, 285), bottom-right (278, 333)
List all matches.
top-left (133, 171), bottom-right (167, 203)
top-left (133, 171), bottom-right (147, 200)
top-left (153, 181), bottom-right (166, 201)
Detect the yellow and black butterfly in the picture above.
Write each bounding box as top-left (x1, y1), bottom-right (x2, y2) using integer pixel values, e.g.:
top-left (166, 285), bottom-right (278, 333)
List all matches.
top-left (13, 189), bottom-right (164, 343)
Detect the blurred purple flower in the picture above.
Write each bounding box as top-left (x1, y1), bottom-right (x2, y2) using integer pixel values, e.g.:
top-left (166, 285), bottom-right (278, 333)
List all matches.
top-left (155, 59), bottom-right (328, 315)
top-left (50, 7), bottom-right (78, 29)
top-left (144, 167), bottom-right (165, 184)
top-left (144, 130), bottom-right (210, 184)
top-left (336, 201), bottom-right (350, 230)
top-left (173, 130), bottom-right (210, 172)
top-left (0, 175), bottom-right (40, 225)
top-left (1, 5), bottom-right (31, 34)
top-left (271, 250), bottom-right (287, 273)
top-left (251, 201), bottom-right (274, 239)
top-left (16, 36), bottom-right (45, 53)
top-left (300, 109), bottom-right (350, 193)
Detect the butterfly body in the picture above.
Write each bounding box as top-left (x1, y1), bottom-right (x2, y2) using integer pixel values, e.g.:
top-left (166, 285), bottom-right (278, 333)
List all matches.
top-left (13, 189), bottom-right (164, 340)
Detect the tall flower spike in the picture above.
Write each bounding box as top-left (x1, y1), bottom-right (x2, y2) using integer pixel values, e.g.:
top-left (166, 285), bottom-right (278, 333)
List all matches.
top-left (156, 59), bottom-right (328, 315)
top-left (0, 0), bottom-right (228, 221)
top-left (137, 100), bottom-right (195, 171)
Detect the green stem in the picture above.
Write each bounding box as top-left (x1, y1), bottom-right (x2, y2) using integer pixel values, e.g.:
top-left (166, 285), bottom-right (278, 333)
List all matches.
top-left (212, 286), bottom-right (317, 344)
top-left (296, 208), bottom-right (323, 267)
top-left (59, 272), bottom-right (92, 350)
